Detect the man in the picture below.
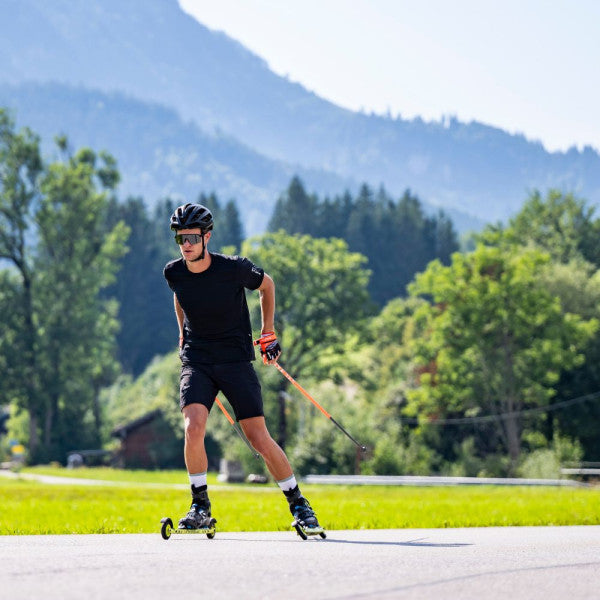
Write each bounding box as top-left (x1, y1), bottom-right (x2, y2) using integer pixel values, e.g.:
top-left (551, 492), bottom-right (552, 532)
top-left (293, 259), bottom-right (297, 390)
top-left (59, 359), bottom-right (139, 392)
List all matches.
top-left (163, 202), bottom-right (321, 533)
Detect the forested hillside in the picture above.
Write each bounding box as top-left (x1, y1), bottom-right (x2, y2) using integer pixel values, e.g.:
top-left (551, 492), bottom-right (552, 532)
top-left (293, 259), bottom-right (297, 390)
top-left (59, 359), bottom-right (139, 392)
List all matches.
top-left (269, 177), bottom-right (459, 305)
top-left (101, 188), bottom-right (600, 478)
top-left (1, 0), bottom-right (599, 225)
top-left (3, 111), bottom-right (600, 475)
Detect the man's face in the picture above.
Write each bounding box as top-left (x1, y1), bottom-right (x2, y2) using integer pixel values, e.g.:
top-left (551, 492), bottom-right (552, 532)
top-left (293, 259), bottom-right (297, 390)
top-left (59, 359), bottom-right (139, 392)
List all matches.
top-left (175, 228), bottom-right (210, 261)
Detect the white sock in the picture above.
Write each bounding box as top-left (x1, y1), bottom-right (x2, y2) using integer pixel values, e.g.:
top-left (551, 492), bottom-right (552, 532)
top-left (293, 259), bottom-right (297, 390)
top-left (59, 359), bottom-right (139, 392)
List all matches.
top-left (189, 471), bottom-right (207, 488)
top-left (277, 474), bottom-right (297, 492)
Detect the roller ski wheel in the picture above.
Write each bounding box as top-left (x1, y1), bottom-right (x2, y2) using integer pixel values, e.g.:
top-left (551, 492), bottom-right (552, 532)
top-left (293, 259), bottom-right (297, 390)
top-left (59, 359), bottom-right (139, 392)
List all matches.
top-left (292, 519), bottom-right (326, 540)
top-left (160, 516), bottom-right (217, 540)
top-left (161, 517), bottom-right (173, 540)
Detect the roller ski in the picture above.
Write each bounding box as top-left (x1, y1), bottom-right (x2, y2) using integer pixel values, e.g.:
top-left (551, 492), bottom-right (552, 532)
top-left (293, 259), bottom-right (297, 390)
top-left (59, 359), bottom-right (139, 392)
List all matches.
top-left (161, 487), bottom-right (217, 540)
top-left (288, 494), bottom-right (326, 540)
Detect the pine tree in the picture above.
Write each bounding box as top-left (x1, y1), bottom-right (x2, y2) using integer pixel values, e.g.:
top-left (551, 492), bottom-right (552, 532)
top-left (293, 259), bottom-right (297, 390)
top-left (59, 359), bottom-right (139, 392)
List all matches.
top-left (219, 199), bottom-right (244, 252)
top-left (104, 197), bottom-right (177, 375)
top-left (268, 176), bottom-right (317, 234)
top-left (268, 177), bottom-right (459, 306)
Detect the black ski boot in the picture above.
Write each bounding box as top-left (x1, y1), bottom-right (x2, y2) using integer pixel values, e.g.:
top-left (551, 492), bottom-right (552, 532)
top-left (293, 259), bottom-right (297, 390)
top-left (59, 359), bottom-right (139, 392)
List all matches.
top-left (285, 487), bottom-right (326, 539)
top-left (178, 485), bottom-right (213, 531)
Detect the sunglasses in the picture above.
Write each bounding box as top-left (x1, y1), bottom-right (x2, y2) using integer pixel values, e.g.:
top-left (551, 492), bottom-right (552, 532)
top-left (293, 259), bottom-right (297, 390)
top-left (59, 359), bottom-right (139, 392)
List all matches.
top-left (175, 233), bottom-right (204, 245)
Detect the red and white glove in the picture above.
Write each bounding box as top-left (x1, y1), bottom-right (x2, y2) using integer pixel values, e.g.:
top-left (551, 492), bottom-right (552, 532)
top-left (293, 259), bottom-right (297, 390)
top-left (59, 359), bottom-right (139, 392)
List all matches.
top-left (253, 331), bottom-right (281, 363)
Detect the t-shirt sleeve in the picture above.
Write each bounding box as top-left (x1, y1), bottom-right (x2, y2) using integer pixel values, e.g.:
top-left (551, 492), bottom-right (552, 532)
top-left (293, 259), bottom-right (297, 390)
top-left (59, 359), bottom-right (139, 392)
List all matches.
top-left (163, 265), bottom-right (175, 291)
top-left (238, 257), bottom-right (264, 290)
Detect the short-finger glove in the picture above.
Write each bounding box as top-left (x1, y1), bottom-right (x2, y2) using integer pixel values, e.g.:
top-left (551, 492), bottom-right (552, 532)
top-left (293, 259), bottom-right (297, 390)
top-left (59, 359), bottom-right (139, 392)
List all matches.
top-left (253, 331), bottom-right (281, 363)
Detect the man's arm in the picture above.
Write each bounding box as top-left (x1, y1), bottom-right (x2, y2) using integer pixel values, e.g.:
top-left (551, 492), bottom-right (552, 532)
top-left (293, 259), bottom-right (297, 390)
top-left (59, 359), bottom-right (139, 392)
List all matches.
top-left (173, 293), bottom-right (185, 348)
top-left (257, 272), bottom-right (276, 334)
top-left (256, 272), bottom-right (281, 364)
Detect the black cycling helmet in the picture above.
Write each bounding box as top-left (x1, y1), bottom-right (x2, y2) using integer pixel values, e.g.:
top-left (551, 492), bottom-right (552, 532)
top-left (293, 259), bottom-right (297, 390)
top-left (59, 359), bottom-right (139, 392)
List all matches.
top-left (170, 203), bottom-right (214, 232)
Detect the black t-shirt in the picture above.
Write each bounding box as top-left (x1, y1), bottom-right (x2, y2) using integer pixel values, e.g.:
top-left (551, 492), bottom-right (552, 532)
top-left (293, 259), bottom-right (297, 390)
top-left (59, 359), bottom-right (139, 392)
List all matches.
top-left (163, 253), bottom-right (265, 364)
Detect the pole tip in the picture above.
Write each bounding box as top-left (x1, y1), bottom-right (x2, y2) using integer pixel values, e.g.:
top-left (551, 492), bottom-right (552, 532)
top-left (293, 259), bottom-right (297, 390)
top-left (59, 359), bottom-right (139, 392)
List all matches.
top-left (360, 446), bottom-right (367, 453)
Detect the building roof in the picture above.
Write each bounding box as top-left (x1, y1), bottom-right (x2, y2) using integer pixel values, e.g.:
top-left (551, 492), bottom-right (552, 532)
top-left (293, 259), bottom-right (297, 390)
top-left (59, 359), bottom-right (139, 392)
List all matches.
top-left (111, 409), bottom-right (162, 439)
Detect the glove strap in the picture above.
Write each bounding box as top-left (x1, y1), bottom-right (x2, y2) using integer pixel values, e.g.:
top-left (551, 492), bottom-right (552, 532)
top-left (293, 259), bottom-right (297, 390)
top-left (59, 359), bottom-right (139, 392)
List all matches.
top-left (254, 331), bottom-right (276, 346)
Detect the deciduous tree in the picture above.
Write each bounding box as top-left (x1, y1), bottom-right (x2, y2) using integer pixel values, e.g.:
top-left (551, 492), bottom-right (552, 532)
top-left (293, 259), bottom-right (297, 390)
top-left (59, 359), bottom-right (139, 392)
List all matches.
top-left (0, 109), bottom-right (43, 454)
top-left (407, 244), bottom-right (597, 472)
top-left (0, 114), bottom-right (129, 461)
top-left (242, 232), bottom-right (371, 448)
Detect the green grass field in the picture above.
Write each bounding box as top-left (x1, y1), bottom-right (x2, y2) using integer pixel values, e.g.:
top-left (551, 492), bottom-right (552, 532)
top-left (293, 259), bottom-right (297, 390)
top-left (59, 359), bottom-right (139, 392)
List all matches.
top-left (1, 467), bottom-right (599, 534)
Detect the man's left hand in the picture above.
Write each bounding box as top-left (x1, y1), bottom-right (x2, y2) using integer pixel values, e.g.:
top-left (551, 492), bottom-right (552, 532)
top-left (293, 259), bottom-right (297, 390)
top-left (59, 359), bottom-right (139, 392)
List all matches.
top-left (253, 331), bottom-right (281, 364)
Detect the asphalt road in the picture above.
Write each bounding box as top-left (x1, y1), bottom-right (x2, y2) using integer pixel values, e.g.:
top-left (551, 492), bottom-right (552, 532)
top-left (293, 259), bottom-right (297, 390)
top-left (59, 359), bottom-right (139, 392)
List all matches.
top-left (2, 526), bottom-right (599, 599)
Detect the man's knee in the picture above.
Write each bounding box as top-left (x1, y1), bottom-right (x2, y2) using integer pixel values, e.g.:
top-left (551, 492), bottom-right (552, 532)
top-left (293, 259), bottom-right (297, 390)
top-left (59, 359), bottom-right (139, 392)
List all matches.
top-left (183, 405), bottom-right (208, 440)
top-left (246, 429), bottom-right (276, 455)
top-left (185, 420), bottom-right (206, 441)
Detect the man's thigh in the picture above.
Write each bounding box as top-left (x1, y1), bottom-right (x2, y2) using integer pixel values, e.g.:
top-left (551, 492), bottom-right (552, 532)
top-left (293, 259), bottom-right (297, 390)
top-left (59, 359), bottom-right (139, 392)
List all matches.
top-left (180, 364), bottom-right (218, 412)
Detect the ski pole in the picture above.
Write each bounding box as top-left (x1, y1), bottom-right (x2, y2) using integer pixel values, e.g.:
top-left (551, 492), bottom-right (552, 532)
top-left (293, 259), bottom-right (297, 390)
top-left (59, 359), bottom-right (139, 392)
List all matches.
top-left (274, 363), bottom-right (367, 452)
top-left (214, 397), bottom-right (260, 459)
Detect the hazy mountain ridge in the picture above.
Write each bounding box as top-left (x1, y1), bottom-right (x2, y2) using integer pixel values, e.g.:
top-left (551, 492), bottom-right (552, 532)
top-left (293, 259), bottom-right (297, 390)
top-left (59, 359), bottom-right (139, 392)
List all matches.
top-left (0, 82), bottom-right (359, 235)
top-left (1, 0), bottom-right (598, 226)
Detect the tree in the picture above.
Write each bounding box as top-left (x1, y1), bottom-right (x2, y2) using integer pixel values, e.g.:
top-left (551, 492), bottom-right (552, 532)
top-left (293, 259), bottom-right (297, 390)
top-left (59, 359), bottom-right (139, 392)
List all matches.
top-left (152, 197), bottom-right (179, 256)
top-left (315, 192), bottom-right (352, 239)
top-left (407, 244), bottom-right (597, 472)
top-left (197, 193), bottom-right (244, 253)
top-left (479, 189), bottom-right (600, 459)
top-left (538, 260), bottom-right (600, 458)
top-left (242, 232), bottom-right (372, 448)
top-left (0, 271), bottom-right (29, 414)
top-left (104, 197), bottom-right (178, 375)
top-left (32, 145), bottom-right (129, 459)
top-left (482, 189), bottom-right (600, 266)
top-left (0, 109), bottom-right (43, 455)
top-left (219, 199), bottom-right (243, 252)
top-left (345, 184), bottom-right (377, 262)
top-left (0, 114), bottom-right (129, 462)
top-left (268, 176), bottom-right (317, 234)
top-left (269, 176), bottom-right (459, 305)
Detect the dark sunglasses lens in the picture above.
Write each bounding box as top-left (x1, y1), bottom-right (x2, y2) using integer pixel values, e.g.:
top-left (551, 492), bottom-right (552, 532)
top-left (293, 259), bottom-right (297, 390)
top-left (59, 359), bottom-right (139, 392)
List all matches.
top-left (175, 233), bottom-right (202, 245)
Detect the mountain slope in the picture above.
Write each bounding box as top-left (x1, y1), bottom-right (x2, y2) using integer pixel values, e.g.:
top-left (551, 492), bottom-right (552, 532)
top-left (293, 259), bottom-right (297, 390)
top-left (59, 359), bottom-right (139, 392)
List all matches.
top-left (1, 0), bottom-right (599, 222)
top-left (0, 82), bottom-right (357, 235)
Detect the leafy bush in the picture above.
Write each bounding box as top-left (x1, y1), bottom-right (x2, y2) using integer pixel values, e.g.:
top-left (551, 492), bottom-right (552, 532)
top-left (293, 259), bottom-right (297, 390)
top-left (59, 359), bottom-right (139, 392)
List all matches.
top-left (362, 429), bottom-right (438, 476)
top-left (518, 434), bottom-right (583, 479)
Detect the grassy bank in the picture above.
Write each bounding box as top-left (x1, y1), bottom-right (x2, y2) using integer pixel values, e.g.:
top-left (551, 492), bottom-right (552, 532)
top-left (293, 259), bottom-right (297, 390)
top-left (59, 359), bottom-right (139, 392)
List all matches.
top-left (1, 468), bottom-right (599, 534)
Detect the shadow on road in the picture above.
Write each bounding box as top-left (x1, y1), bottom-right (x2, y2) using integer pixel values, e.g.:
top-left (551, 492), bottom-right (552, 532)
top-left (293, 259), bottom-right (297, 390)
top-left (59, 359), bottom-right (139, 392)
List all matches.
top-left (207, 535), bottom-right (471, 548)
top-left (322, 536), bottom-right (471, 548)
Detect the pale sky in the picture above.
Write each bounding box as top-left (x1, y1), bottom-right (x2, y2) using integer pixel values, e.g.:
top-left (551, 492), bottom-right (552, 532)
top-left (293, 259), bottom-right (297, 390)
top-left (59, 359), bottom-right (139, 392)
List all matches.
top-left (179, 0), bottom-right (600, 154)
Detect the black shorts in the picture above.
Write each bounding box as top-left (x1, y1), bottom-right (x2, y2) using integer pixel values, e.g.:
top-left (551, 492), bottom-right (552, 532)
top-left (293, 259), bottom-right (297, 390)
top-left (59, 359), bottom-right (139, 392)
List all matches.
top-left (179, 361), bottom-right (264, 421)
